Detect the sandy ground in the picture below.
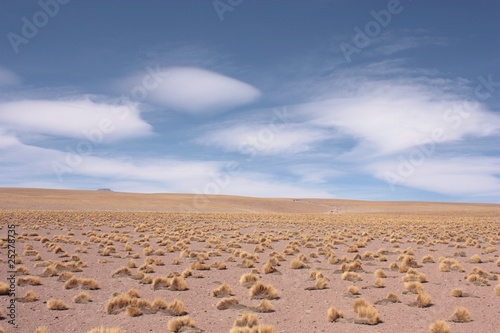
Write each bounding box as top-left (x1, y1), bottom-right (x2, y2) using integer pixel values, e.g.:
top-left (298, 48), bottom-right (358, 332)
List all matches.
top-left (1, 187), bottom-right (499, 215)
top-left (0, 207), bottom-right (499, 333)
top-left (0, 189), bottom-right (499, 332)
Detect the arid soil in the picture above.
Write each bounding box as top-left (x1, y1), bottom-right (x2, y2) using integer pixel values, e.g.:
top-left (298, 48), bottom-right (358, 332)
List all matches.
top-left (0, 189), bottom-right (499, 333)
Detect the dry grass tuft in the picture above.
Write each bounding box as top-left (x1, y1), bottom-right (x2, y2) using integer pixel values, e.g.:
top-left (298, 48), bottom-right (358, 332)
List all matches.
top-left (57, 271), bottom-right (73, 282)
top-left (429, 320), bottom-right (450, 333)
top-left (211, 283), bottom-right (234, 298)
top-left (169, 277), bottom-right (189, 291)
top-left (126, 306), bottom-right (142, 317)
top-left (386, 292), bottom-right (401, 303)
top-left (73, 292), bottom-right (92, 303)
top-left (450, 288), bottom-right (463, 297)
top-left (64, 277), bottom-right (80, 289)
top-left (233, 312), bottom-right (259, 328)
top-left (168, 299), bottom-right (187, 316)
top-left (353, 299), bottom-right (380, 325)
top-left (0, 282), bottom-right (9, 295)
top-left (249, 282), bottom-right (279, 300)
top-left (327, 306), bottom-right (344, 322)
top-left (80, 278), bottom-right (100, 290)
top-left (167, 316), bottom-right (196, 332)
top-left (152, 277), bottom-right (170, 290)
top-left (404, 282), bottom-right (423, 294)
top-left (16, 290), bottom-right (38, 302)
top-left (112, 266), bottom-right (132, 278)
top-left (374, 269), bottom-right (386, 278)
top-left (255, 300), bottom-right (274, 313)
top-left (450, 307), bottom-right (471, 323)
top-left (348, 285), bottom-right (360, 295)
top-left (16, 276), bottom-right (42, 286)
top-left (216, 297), bottom-right (240, 310)
top-left (47, 298), bottom-right (68, 310)
top-left (240, 273), bottom-right (260, 288)
top-left (85, 327), bottom-right (124, 333)
top-left (290, 258), bottom-right (308, 269)
top-left (416, 291), bottom-right (432, 308)
top-left (342, 272), bottom-right (362, 281)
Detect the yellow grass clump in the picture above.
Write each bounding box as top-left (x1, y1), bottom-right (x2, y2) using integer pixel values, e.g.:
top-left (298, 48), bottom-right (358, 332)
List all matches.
top-left (353, 299), bottom-right (380, 325)
top-left (16, 290), bottom-right (38, 302)
top-left (0, 282), bottom-right (9, 295)
top-left (73, 292), bottom-right (92, 303)
top-left (348, 285), bottom-right (360, 295)
top-left (217, 297), bottom-right (240, 310)
top-left (341, 272), bottom-right (362, 281)
top-left (167, 316), bottom-right (197, 332)
top-left (429, 320), bottom-right (450, 333)
top-left (327, 306), bottom-right (344, 322)
top-left (211, 283), bottom-right (234, 298)
top-left (86, 328), bottom-right (124, 333)
top-left (450, 307), bottom-right (471, 323)
top-left (416, 291), bottom-right (432, 308)
top-left (249, 282), bottom-right (279, 300)
top-left (16, 276), bottom-right (42, 286)
top-left (47, 298), bottom-right (68, 310)
top-left (169, 277), bottom-right (189, 291)
top-left (233, 312), bottom-right (259, 328)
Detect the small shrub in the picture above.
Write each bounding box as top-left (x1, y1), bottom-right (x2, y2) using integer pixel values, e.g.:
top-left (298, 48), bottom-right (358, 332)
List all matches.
top-left (416, 291), bottom-right (432, 308)
top-left (348, 285), bottom-right (360, 295)
top-left (126, 306), bottom-right (142, 317)
top-left (167, 316), bottom-right (196, 332)
top-left (216, 297), bottom-right (239, 310)
top-left (47, 298), bottom-right (68, 310)
top-left (429, 320), bottom-right (450, 333)
top-left (233, 312), bottom-right (259, 328)
top-left (73, 292), bottom-right (92, 303)
top-left (249, 282), bottom-right (279, 300)
top-left (112, 267), bottom-right (132, 278)
top-left (211, 283), bottom-right (234, 298)
top-left (80, 278), bottom-right (100, 290)
top-left (450, 307), bottom-right (471, 323)
top-left (327, 306), bottom-right (344, 322)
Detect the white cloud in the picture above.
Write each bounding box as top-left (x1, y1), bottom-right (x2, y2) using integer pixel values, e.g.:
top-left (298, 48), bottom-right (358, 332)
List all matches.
top-left (369, 157), bottom-right (500, 198)
top-left (214, 172), bottom-right (334, 199)
top-left (0, 130), bottom-right (332, 198)
top-left (199, 123), bottom-right (332, 155)
top-left (0, 67), bottom-right (21, 87)
top-left (293, 81), bottom-right (500, 157)
top-left (0, 97), bottom-right (153, 142)
top-left (289, 164), bottom-right (343, 184)
top-left (121, 67), bottom-right (260, 114)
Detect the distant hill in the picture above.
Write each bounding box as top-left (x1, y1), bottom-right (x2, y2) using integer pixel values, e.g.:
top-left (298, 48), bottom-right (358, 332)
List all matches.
top-left (0, 187), bottom-right (499, 216)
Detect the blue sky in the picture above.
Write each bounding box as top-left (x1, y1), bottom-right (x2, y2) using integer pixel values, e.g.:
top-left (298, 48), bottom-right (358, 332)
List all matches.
top-left (0, 0), bottom-right (499, 203)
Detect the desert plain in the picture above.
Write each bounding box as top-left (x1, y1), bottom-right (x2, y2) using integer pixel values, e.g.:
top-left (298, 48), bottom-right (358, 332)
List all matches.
top-left (0, 188), bottom-right (499, 333)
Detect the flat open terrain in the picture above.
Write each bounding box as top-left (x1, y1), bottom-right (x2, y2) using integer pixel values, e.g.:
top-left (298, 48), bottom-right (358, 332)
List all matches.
top-left (0, 188), bottom-right (499, 333)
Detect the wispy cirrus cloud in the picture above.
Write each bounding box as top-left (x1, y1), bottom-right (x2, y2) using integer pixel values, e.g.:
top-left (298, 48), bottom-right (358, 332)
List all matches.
top-left (0, 67), bottom-right (21, 87)
top-left (292, 78), bottom-right (500, 158)
top-left (368, 156), bottom-right (500, 198)
top-left (198, 122), bottom-right (332, 156)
